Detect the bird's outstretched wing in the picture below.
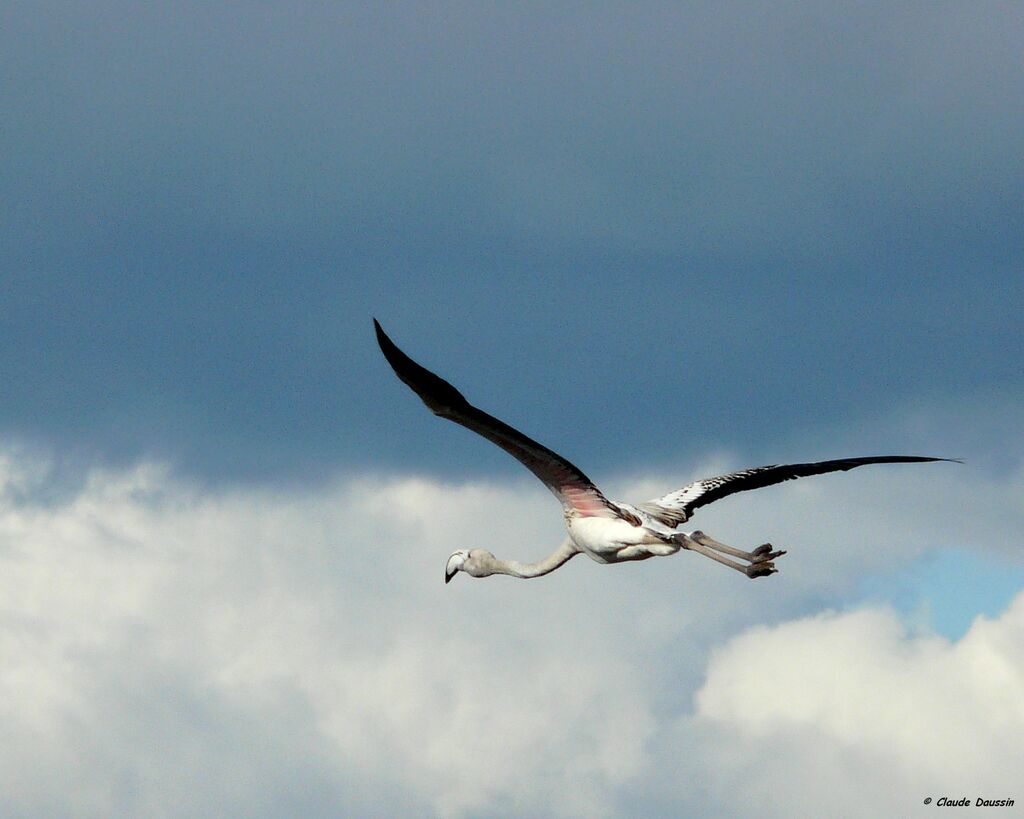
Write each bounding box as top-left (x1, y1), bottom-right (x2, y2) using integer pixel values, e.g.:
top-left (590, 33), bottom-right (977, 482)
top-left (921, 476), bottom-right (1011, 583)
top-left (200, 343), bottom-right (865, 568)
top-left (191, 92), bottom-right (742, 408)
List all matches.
top-left (374, 319), bottom-right (621, 519)
top-left (637, 456), bottom-right (959, 527)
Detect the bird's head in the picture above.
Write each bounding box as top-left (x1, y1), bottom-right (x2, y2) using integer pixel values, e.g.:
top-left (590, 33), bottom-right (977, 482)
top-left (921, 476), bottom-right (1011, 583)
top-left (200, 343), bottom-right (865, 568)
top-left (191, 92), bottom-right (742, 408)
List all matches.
top-left (444, 549), bottom-right (495, 583)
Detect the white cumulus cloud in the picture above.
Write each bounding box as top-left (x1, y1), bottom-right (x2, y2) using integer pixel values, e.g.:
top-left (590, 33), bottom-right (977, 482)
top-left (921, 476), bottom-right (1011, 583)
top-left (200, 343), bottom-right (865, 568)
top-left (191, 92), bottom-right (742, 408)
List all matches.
top-left (684, 596), bottom-right (1024, 817)
top-left (0, 438), bottom-right (1020, 817)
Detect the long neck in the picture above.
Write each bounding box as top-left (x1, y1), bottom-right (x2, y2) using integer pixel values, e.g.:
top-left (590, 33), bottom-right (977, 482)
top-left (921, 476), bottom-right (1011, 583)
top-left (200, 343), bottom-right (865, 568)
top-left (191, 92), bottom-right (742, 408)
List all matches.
top-left (488, 538), bottom-right (579, 579)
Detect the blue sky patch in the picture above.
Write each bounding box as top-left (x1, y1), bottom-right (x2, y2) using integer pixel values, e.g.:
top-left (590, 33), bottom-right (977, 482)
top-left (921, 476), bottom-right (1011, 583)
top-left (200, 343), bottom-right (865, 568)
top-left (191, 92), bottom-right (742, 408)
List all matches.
top-left (856, 548), bottom-right (1024, 640)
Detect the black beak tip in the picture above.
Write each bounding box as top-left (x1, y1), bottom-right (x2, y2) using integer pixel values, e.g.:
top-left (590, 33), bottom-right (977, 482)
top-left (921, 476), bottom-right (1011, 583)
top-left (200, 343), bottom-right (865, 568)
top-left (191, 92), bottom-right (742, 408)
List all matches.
top-left (445, 571), bottom-right (454, 584)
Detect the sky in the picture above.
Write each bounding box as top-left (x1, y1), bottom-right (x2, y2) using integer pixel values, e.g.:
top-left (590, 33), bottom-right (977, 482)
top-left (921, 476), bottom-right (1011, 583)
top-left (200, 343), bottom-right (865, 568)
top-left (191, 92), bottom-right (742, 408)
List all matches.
top-left (1, 3), bottom-right (1022, 817)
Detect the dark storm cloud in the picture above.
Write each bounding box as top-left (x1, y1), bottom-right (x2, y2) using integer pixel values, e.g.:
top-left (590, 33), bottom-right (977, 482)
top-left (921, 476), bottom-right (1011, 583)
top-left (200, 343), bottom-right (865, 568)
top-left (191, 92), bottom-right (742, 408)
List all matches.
top-left (2, 2), bottom-right (1022, 481)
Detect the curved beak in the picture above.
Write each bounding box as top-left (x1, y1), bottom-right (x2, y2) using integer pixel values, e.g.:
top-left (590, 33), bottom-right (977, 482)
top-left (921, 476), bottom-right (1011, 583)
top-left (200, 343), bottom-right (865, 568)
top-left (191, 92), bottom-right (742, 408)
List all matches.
top-left (444, 552), bottom-right (465, 584)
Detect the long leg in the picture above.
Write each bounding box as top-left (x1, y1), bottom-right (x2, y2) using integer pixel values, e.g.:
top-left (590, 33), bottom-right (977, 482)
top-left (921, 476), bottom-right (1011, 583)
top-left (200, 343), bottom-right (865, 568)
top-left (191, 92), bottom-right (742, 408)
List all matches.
top-left (672, 533), bottom-right (780, 579)
top-left (689, 530), bottom-right (786, 563)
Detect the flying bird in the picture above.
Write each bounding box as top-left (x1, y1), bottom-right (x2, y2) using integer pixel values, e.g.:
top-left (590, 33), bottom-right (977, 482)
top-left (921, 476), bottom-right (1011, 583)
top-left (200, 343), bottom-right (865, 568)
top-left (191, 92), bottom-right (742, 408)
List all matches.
top-left (374, 320), bottom-right (956, 584)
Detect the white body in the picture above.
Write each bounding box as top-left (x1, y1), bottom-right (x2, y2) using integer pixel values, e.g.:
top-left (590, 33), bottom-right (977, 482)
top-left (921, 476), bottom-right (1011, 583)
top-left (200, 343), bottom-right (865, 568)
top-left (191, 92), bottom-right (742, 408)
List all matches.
top-left (567, 512), bottom-right (671, 563)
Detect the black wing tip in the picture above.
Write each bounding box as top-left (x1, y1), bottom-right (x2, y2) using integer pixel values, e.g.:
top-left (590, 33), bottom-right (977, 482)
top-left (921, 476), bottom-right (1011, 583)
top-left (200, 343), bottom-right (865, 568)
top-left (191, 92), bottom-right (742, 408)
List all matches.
top-left (372, 317), bottom-right (393, 351)
top-left (830, 455), bottom-right (963, 468)
top-left (372, 318), bottom-right (469, 411)
top-left (875, 456), bottom-right (963, 464)
top-left (372, 318), bottom-right (414, 373)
